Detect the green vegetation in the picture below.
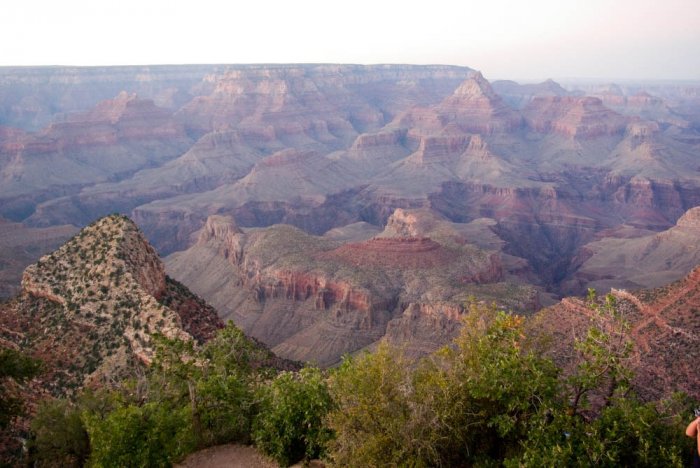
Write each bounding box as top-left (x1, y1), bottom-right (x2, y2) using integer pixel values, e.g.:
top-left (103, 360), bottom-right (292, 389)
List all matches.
top-left (253, 367), bottom-right (334, 466)
top-left (21, 297), bottom-right (699, 467)
top-left (0, 347), bottom-right (41, 429)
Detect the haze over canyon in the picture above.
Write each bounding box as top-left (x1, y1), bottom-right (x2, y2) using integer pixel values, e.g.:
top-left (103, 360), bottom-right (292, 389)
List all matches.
top-left (1, 64), bottom-right (700, 365)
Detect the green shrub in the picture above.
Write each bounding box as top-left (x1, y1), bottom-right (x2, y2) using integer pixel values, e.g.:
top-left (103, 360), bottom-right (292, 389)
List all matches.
top-left (253, 367), bottom-right (334, 466)
top-left (83, 402), bottom-right (195, 468)
top-left (30, 399), bottom-right (89, 467)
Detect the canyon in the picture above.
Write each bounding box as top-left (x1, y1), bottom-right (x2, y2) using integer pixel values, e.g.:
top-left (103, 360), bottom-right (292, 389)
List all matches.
top-left (1, 64), bottom-right (699, 364)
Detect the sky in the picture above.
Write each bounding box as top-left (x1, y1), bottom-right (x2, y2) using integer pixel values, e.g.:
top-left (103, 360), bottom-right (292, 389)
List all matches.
top-left (2, 0), bottom-right (699, 81)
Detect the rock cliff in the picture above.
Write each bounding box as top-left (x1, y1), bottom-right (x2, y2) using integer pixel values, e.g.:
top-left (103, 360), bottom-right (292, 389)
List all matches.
top-left (0, 215), bottom-right (223, 395)
top-left (166, 210), bottom-right (538, 366)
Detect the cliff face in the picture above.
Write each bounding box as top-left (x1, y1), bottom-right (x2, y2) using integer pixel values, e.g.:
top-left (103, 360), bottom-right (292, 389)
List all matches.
top-left (561, 206), bottom-right (700, 295)
top-left (0, 215), bottom-right (223, 395)
top-left (166, 210), bottom-right (538, 366)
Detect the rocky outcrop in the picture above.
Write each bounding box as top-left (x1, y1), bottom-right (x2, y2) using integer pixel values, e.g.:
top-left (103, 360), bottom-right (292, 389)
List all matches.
top-left (676, 206), bottom-right (700, 228)
top-left (14, 215), bottom-right (223, 391)
top-left (397, 71), bottom-right (523, 135)
top-left (523, 96), bottom-right (628, 138)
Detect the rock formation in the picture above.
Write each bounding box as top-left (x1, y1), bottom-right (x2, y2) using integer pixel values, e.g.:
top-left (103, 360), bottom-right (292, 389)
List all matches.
top-left (0, 64), bottom-right (699, 304)
top-left (0, 215), bottom-right (223, 396)
top-left (523, 96), bottom-right (628, 138)
top-left (563, 206), bottom-right (700, 294)
top-left (165, 210), bottom-right (539, 365)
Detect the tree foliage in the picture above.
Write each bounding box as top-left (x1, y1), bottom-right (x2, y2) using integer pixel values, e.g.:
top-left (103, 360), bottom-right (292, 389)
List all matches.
top-left (326, 301), bottom-right (695, 467)
top-left (30, 398), bottom-right (90, 467)
top-left (253, 367), bottom-right (334, 466)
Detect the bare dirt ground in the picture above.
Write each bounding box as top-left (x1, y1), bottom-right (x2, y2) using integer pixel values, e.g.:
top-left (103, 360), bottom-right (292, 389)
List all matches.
top-left (175, 444), bottom-right (326, 468)
top-left (175, 444), bottom-right (278, 468)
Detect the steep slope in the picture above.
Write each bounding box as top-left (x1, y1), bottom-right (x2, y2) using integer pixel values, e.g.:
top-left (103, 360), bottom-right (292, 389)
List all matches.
top-left (563, 206), bottom-right (700, 294)
top-left (534, 266), bottom-right (700, 401)
top-left (0, 214), bottom-right (223, 396)
top-left (165, 210), bottom-right (539, 366)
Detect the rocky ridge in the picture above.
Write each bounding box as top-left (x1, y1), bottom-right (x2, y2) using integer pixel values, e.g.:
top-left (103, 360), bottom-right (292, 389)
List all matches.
top-left (0, 214), bottom-right (223, 395)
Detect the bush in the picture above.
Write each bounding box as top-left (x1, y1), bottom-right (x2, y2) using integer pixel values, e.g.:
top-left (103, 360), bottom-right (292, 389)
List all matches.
top-left (326, 341), bottom-right (416, 466)
top-left (512, 396), bottom-right (692, 467)
top-left (83, 402), bottom-right (195, 467)
top-left (326, 305), bottom-right (560, 466)
top-left (253, 367), bottom-right (334, 466)
top-left (0, 347), bottom-right (42, 428)
top-left (196, 371), bottom-right (253, 446)
top-left (30, 399), bottom-right (89, 467)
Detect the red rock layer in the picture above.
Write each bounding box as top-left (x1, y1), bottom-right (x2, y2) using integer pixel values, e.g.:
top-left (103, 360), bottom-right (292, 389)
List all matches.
top-left (254, 270), bottom-right (374, 313)
top-left (321, 237), bottom-right (451, 270)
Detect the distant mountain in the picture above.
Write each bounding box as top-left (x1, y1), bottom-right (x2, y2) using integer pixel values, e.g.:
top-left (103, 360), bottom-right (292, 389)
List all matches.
top-left (1, 64), bottom-right (699, 302)
top-left (0, 217), bottom-right (77, 298)
top-left (0, 92), bottom-right (193, 222)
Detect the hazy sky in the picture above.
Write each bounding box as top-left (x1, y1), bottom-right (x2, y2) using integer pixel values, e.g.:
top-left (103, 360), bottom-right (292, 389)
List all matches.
top-left (3, 0), bottom-right (699, 80)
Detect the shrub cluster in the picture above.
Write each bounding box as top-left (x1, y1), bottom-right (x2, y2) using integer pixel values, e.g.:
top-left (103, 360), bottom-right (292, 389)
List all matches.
top-left (23, 298), bottom-right (699, 467)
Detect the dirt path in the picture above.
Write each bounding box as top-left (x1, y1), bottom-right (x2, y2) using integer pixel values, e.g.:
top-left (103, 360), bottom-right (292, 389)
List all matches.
top-left (175, 444), bottom-right (326, 468)
top-left (175, 444), bottom-right (278, 468)
top-left (612, 269), bottom-right (700, 353)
